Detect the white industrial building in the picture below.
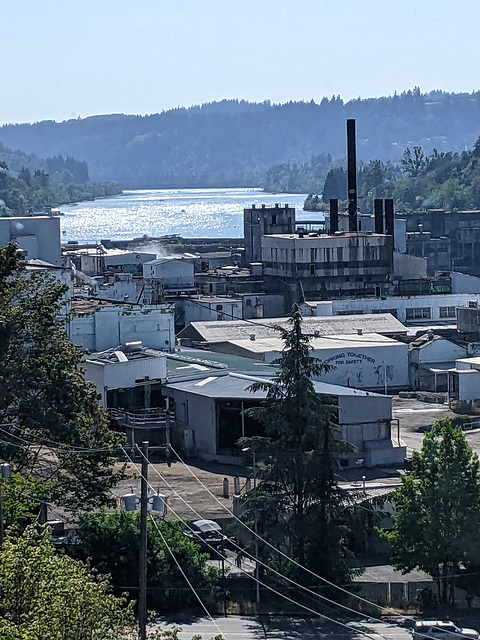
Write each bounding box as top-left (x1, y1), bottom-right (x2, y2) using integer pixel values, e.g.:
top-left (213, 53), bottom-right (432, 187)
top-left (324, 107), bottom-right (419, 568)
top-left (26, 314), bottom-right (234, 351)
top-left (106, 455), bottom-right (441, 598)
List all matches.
top-left (178, 313), bottom-right (408, 347)
top-left (0, 215), bottom-right (61, 265)
top-left (143, 256), bottom-right (195, 290)
top-left (409, 333), bottom-right (467, 391)
top-left (204, 333), bottom-right (408, 392)
top-left (83, 344), bottom-right (167, 407)
top-left (301, 291), bottom-right (480, 325)
top-left (162, 371), bottom-right (405, 468)
top-left (69, 301), bottom-right (175, 352)
top-left (448, 356), bottom-right (480, 408)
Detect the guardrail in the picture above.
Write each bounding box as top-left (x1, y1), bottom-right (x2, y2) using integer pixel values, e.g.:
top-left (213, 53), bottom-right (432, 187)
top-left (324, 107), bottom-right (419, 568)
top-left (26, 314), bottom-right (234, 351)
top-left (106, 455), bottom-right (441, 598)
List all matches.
top-left (109, 408), bottom-right (174, 426)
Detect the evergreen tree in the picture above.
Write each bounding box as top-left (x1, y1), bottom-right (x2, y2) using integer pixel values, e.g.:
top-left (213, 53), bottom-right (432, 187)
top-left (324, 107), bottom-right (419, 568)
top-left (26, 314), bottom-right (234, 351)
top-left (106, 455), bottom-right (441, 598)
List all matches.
top-left (242, 305), bottom-right (354, 585)
top-left (0, 243), bottom-right (124, 511)
top-left (322, 167), bottom-right (347, 202)
top-left (383, 418), bottom-right (480, 604)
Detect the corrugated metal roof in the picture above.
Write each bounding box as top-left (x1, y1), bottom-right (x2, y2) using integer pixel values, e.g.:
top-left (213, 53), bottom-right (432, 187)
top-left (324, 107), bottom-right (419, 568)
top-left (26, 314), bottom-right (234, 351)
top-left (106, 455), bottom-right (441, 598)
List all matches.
top-left (164, 371), bottom-right (387, 400)
top-left (178, 313), bottom-right (407, 343)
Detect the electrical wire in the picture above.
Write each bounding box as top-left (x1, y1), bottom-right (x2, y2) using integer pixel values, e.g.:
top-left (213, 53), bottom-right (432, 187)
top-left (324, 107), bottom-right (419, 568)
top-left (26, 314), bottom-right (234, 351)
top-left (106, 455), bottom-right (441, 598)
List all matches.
top-left (0, 424), bottom-right (120, 454)
top-left (124, 446), bottom-right (391, 640)
top-left (165, 448), bottom-right (479, 640)
top-left (135, 446), bottom-right (401, 628)
top-left (146, 513), bottom-right (227, 640)
top-left (167, 446), bottom-right (416, 618)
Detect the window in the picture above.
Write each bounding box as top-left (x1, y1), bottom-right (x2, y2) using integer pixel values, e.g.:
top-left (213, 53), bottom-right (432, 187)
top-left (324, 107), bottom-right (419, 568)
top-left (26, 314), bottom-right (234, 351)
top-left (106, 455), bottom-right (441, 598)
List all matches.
top-left (439, 306), bottom-right (456, 318)
top-left (406, 307), bottom-right (431, 320)
top-left (309, 263), bottom-right (315, 275)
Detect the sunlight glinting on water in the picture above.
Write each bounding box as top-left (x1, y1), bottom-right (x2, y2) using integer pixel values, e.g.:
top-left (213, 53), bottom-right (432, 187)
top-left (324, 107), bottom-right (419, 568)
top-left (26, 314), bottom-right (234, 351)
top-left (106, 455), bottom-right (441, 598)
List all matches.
top-left (59, 188), bottom-right (318, 243)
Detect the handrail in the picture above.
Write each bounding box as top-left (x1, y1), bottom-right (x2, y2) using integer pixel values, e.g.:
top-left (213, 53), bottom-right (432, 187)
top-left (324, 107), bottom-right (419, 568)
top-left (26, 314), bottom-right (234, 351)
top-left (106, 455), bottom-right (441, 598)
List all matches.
top-left (109, 408), bottom-right (174, 426)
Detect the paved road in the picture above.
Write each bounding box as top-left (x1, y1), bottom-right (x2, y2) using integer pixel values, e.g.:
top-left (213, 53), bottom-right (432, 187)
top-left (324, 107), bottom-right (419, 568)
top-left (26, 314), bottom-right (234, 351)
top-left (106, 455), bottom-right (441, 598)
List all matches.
top-left (154, 615), bottom-right (413, 640)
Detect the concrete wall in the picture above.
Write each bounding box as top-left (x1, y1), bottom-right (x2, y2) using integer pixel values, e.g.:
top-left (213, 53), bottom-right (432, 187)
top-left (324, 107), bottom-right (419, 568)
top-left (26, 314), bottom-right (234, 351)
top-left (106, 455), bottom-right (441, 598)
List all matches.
top-left (0, 216), bottom-right (61, 265)
top-left (105, 251), bottom-right (156, 268)
top-left (263, 342), bottom-right (408, 390)
top-left (162, 388), bottom-right (217, 456)
top-left (143, 258), bottom-right (194, 288)
top-left (182, 299), bottom-right (243, 325)
top-left (69, 305), bottom-right (175, 352)
top-left (393, 252), bottom-right (427, 279)
top-left (410, 339), bottom-right (466, 365)
top-left (83, 355), bottom-right (167, 406)
top-left (309, 293), bottom-right (480, 325)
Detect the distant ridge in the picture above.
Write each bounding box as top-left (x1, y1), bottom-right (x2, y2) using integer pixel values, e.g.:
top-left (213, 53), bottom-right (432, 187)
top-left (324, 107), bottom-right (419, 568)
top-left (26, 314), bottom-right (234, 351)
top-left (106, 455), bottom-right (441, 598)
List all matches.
top-left (1, 90), bottom-right (480, 189)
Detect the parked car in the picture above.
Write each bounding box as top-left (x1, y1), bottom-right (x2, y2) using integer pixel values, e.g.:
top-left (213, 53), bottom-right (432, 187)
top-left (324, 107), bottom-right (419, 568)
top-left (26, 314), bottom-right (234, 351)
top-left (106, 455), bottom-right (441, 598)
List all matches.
top-left (413, 621), bottom-right (479, 640)
top-left (185, 519), bottom-right (225, 550)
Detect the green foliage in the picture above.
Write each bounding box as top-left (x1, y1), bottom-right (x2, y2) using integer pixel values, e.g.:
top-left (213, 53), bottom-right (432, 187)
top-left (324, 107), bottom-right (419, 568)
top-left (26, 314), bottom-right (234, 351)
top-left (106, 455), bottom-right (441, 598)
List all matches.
top-left (0, 525), bottom-right (135, 640)
top-left (0, 244), bottom-right (124, 511)
top-left (1, 473), bottom-right (52, 534)
top-left (73, 510), bottom-right (221, 611)
top-left (3, 90), bottom-right (480, 190)
top-left (322, 166), bottom-right (347, 202)
top-left (263, 154), bottom-right (333, 194)
top-left (401, 146), bottom-right (427, 177)
top-left (242, 305), bottom-right (354, 585)
top-left (383, 418), bottom-right (480, 604)
top-left (0, 141), bottom-right (121, 215)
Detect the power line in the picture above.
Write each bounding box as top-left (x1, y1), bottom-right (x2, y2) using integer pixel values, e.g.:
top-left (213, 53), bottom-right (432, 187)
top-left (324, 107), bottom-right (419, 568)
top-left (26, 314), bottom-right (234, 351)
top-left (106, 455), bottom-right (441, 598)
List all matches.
top-left (167, 446), bottom-right (406, 618)
top-left (136, 446), bottom-right (398, 629)
top-left (124, 447), bottom-right (390, 640)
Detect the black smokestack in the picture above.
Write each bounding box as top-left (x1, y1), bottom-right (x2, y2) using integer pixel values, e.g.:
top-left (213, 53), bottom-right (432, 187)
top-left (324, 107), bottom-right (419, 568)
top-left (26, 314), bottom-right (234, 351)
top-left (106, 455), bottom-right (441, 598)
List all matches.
top-left (385, 198), bottom-right (395, 243)
top-left (347, 119), bottom-right (357, 233)
top-left (329, 199), bottom-right (339, 234)
top-left (374, 199), bottom-right (384, 234)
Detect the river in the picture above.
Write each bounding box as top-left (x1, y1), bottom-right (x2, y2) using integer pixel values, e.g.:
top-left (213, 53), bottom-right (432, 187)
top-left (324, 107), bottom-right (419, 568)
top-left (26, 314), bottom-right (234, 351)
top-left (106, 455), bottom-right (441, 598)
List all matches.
top-left (58, 188), bottom-right (321, 243)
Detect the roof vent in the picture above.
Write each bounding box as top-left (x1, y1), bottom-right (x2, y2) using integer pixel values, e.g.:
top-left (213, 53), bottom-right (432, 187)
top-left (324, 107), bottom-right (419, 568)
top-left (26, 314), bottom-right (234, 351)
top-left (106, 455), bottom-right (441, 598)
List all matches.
top-left (357, 328), bottom-right (363, 335)
top-left (123, 340), bottom-right (143, 353)
top-left (250, 334), bottom-right (256, 341)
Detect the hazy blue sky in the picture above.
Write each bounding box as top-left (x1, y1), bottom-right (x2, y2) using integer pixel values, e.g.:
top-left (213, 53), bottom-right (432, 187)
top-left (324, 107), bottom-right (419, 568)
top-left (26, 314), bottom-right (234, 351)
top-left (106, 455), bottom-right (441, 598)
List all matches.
top-left (2, 0), bottom-right (480, 125)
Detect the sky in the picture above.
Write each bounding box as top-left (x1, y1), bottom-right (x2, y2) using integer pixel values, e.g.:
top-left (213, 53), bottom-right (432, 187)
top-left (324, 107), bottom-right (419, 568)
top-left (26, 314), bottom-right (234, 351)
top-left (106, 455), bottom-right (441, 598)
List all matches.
top-left (2, 0), bottom-right (480, 125)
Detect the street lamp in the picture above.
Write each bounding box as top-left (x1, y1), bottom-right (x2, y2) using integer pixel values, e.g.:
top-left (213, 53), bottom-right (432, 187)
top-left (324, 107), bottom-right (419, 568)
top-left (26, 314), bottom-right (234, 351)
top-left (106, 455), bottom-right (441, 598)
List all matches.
top-left (242, 447), bottom-right (260, 605)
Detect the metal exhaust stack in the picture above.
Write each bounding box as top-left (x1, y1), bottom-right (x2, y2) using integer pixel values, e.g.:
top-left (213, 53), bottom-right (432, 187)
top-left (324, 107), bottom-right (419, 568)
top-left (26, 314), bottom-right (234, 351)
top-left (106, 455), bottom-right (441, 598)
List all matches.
top-left (329, 199), bottom-right (339, 234)
top-left (374, 199), bottom-right (384, 234)
top-left (347, 119), bottom-right (357, 233)
top-left (385, 198), bottom-right (395, 243)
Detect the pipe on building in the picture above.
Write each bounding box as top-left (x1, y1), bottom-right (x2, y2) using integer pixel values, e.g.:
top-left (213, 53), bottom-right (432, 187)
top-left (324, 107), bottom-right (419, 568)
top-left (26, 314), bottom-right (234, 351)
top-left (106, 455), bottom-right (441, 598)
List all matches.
top-left (374, 199), bottom-right (384, 234)
top-left (329, 199), bottom-right (339, 234)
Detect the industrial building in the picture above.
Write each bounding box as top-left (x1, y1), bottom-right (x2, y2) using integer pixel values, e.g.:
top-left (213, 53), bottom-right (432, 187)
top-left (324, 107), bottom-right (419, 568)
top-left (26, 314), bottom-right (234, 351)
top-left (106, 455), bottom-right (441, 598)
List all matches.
top-left (0, 215), bottom-right (61, 265)
top-left (301, 290), bottom-right (480, 325)
top-left (178, 313), bottom-right (408, 348)
top-left (205, 332), bottom-right (408, 392)
top-left (162, 370), bottom-right (405, 468)
top-left (69, 300), bottom-right (175, 352)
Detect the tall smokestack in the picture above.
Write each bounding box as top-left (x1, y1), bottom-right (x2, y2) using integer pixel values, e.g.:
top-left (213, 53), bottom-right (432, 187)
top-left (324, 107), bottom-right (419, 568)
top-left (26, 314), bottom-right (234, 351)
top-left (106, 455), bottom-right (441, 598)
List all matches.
top-left (374, 199), bottom-right (384, 234)
top-left (347, 119), bottom-right (357, 233)
top-left (385, 198), bottom-right (395, 243)
top-left (329, 199), bottom-right (339, 234)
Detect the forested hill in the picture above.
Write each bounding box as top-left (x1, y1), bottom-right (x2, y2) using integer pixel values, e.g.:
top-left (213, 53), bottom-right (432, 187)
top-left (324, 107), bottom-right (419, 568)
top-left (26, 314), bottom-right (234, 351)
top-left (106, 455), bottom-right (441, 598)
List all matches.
top-left (2, 89), bottom-right (480, 189)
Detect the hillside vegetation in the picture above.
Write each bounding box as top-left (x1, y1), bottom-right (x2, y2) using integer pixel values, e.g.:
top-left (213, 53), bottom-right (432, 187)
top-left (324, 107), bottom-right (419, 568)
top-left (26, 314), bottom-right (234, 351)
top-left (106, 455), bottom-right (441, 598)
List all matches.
top-left (2, 89), bottom-right (480, 189)
top-left (0, 143), bottom-right (121, 216)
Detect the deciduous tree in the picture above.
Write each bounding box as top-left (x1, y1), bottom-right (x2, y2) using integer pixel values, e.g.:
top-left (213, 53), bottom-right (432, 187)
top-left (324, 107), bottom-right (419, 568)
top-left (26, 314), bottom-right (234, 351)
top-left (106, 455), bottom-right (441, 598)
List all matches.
top-left (0, 526), bottom-right (135, 639)
top-left (383, 418), bottom-right (480, 604)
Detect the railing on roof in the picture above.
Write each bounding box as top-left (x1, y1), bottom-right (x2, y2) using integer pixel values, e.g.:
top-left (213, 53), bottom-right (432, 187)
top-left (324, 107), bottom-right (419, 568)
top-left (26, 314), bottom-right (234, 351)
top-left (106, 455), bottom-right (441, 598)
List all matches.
top-left (109, 407), bottom-right (174, 427)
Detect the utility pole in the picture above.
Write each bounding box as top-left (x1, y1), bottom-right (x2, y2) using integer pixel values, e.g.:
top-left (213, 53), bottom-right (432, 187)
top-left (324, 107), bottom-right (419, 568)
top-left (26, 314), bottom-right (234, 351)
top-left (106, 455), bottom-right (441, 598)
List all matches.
top-left (252, 449), bottom-right (260, 606)
top-left (139, 441), bottom-right (149, 640)
top-left (0, 463), bottom-right (10, 546)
